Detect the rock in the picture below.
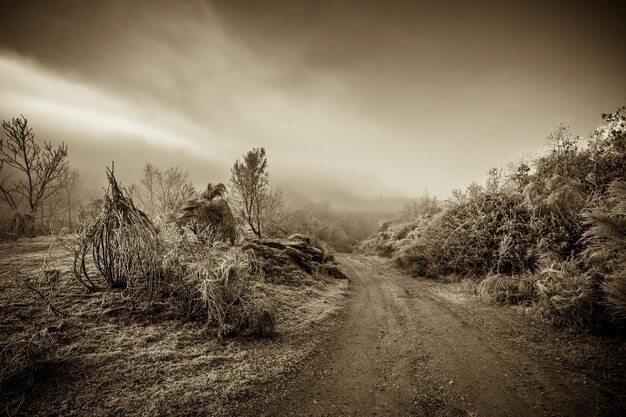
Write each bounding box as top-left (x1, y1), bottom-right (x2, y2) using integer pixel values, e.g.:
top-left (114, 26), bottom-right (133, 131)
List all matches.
top-left (242, 235), bottom-right (347, 284)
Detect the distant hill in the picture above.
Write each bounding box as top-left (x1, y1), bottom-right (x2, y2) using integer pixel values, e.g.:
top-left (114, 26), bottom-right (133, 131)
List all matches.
top-left (282, 185), bottom-right (409, 216)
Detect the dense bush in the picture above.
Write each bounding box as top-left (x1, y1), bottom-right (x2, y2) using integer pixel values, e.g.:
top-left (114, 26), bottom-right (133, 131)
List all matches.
top-left (66, 166), bottom-right (352, 338)
top-left (359, 106), bottom-right (626, 331)
top-left (427, 190), bottom-right (536, 276)
top-left (66, 167), bottom-right (276, 338)
top-left (584, 181), bottom-right (626, 319)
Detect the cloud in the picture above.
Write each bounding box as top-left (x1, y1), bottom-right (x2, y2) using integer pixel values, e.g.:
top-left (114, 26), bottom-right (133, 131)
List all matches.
top-left (0, 54), bottom-right (223, 157)
top-left (0, 51), bottom-right (392, 200)
top-left (0, 1), bottom-right (623, 204)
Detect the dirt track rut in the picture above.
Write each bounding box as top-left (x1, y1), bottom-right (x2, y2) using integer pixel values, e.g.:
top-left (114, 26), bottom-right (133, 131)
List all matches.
top-left (238, 254), bottom-right (617, 417)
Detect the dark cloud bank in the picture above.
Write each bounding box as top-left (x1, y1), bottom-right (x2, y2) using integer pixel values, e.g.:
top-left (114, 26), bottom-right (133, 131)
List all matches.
top-left (0, 0), bottom-right (624, 210)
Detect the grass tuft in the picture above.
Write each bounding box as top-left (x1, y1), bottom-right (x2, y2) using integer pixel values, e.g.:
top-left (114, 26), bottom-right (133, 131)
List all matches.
top-left (194, 247), bottom-right (275, 338)
top-left (533, 261), bottom-right (600, 330)
top-left (476, 274), bottom-right (538, 305)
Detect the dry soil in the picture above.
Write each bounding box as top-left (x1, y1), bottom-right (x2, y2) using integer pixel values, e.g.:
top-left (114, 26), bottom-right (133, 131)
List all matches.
top-left (235, 254), bottom-right (626, 417)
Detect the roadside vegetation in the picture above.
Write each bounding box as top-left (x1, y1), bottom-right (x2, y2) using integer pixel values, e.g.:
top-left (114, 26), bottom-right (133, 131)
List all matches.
top-left (0, 123), bottom-right (349, 415)
top-left (359, 106), bottom-right (626, 333)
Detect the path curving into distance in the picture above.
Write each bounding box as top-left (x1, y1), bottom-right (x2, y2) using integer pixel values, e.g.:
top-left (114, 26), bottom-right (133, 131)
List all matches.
top-left (236, 254), bottom-right (612, 417)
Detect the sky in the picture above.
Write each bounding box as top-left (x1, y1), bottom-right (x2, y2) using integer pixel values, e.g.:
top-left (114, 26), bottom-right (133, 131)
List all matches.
top-left (0, 0), bottom-right (624, 209)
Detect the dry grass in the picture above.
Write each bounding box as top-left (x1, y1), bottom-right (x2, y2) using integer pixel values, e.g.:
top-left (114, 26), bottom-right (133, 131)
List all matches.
top-left (0, 236), bottom-right (347, 416)
top-left (583, 181), bottom-right (626, 319)
top-left (602, 274), bottom-right (626, 319)
top-left (476, 274), bottom-right (538, 305)
top-left (0, 328), bottom-right (58, 416)
top-left (534, 265), bottom-right (599, 330)
top-left (457, 278), bottom-right (479, 296)
top-left (471, 262), bottom-right (601, 330)
top-left (71, 168), bottom-right (164, 311)
top-left (193, 247), bottom-right (275, 338)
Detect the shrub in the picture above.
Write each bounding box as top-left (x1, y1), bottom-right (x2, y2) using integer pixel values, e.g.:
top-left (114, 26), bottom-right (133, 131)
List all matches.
top-left (176, 183), bottom-right (238, 245)
top-left (72, 167), bottom-right (164, 309)
top-left (392, 245), bottom-right (434, 277)
top-left (422, 190), bottom-right (536, 277)
top-left (602, 279), bottom-right (626, 319)
top-left (194, 247), bottom-right (274, 338)
top-left (533, 261), bottom-right (601, 330)
top-left (583, 180), bottom-right (626, 319)
top-left (150, 222), bottom-right (213, 318)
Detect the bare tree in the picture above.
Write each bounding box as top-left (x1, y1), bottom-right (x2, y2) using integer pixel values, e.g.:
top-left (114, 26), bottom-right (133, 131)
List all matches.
top-left (259, 186), bottom-right (286, 237)
top-left (400, 191), bottom-right (441, 219)
top-left (78, 197), bottom-right (104, 224)
top-left (0, 115), bottom-right (69, 234)
top-left (37, 168), bottom-right (82, 232)
top-left (139, 162), bottom-right (159, 212)
top-left (61, 169), bottom-right (81, 230)
top-left (138, 162), bottom-right (195, 218)
top-left (230, 147), bottom-right (270, 237)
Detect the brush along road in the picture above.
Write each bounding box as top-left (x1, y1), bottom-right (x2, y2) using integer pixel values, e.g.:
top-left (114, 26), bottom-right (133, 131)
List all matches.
top-left (237, 254), bottom-right (622, 417)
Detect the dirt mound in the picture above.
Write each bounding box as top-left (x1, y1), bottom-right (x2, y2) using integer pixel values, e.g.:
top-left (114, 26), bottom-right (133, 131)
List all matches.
top-left (243, 234), bottom-right (347, 284)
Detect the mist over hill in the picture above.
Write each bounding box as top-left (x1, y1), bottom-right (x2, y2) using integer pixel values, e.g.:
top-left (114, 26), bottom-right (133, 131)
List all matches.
top-left (281, 184), bottom-right (409, 215)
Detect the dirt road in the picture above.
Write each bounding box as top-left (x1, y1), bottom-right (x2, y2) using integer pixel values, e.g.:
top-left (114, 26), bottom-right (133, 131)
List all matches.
top-left (236, 254), bottom-right (625, 417)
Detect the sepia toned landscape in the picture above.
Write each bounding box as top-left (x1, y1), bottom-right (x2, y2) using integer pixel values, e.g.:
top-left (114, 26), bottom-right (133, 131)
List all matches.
top-left (0, 1), bottom-right (625, 416)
